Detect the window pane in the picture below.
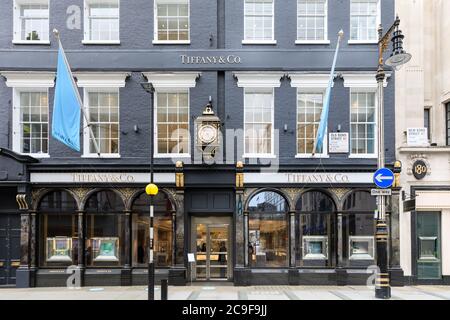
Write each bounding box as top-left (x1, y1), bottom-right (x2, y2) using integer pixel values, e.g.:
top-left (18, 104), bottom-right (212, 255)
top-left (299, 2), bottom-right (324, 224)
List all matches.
top-left (156, 91), bottom-right (189, 155)
top-left (156, 1), bottom-right (190, 41)
top-left (244, 0), bottom-right (274, 41)
top-left (88, 91), bottom-right (119, 154)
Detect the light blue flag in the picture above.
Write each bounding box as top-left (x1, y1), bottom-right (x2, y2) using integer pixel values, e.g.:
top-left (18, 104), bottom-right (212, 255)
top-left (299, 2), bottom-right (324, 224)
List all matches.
top-left (313, 31), bottom-right (344, 155)
top-left (52, 44), bottom-right (81, 151)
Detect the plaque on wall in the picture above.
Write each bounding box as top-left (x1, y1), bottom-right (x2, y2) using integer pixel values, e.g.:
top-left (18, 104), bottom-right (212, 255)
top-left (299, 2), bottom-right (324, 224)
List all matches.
top-left (412, 160), bottom-right (428, 180)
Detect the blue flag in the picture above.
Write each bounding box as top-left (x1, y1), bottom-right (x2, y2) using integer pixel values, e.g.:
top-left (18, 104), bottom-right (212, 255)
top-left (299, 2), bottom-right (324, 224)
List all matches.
top-left (52, 45), bottom-right (81, 152)
top-left (313, 31), bottom-right (344, 155)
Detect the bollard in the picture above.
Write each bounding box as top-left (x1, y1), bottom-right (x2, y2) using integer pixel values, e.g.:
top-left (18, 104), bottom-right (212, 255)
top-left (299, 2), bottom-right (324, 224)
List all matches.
top-left (161, 279), bottom-right (168, 300)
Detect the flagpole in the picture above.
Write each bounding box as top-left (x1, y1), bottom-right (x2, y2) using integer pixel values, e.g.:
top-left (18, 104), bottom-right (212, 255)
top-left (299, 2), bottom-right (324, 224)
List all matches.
top-left (53, 29), bottom-right (101, 156)
top-left (312, 30), bottom-right (344, 156)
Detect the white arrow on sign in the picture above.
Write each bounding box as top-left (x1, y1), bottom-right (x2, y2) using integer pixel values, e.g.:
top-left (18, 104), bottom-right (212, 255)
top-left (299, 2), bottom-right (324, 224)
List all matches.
top-left (375, 174), bottom-right (394, 183)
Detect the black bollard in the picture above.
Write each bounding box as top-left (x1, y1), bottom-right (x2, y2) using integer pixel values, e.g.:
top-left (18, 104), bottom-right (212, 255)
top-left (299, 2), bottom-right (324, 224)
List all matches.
top-left (161, 279), bottom-right (168, 300)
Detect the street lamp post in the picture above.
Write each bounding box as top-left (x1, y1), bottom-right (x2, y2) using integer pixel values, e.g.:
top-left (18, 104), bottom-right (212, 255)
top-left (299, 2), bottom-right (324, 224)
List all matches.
top-left (141, 82), bottom-right (159, 300)
top-left (375, 17), bottom-right (411, 299)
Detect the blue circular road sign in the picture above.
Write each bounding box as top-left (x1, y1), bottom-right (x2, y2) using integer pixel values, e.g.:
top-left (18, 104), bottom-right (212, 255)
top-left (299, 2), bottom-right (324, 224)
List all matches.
top-left (373, 168), bottom-right (395, 189)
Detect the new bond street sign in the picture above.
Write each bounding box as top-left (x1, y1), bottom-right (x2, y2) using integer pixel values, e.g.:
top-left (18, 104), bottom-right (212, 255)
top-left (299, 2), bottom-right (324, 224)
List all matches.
top-left (373, 168), bottom-right (395, 189)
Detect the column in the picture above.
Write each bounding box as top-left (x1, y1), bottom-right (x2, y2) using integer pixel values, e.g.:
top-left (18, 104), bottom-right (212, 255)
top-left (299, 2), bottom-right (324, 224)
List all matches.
top-left (171, 211), bottom-right (176, 267)
top-left (336, 212), bottom-right (347, 286)
top-left (289, 212), bottom-right (296, 267)
top-left (77, 211), bottom-right (86, 287)
top-left (121, 210), bottom-right (132, 286)
top-left (16, 210), bottom-right (31, 288)
top-left (30, 211), bottom-right (37, 287)
top-left (235, 190), bottom-right (245, 267)
top-left (389, 188), bottom-right (403, 286)
top-left (243, 211), bottom-right (249, 267)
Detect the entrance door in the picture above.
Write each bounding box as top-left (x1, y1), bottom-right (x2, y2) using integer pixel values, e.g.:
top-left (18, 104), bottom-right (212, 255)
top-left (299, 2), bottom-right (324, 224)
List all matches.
top-left (192, 217), bottom-right (231, 281)
top-left (0, 214), bottom-right (21, 286)
top-left (416, 212), bottom-right (441, 280)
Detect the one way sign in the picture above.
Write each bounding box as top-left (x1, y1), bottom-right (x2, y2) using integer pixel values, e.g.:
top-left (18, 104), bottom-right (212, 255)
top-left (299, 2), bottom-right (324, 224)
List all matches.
top-left (373, 168), bottom-right (395, 189)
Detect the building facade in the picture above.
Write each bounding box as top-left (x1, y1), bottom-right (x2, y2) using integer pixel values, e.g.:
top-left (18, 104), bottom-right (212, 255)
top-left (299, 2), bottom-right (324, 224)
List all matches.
top-left (396, 0), bottom-right (450, 285)
top-left (0, 0), bottom-right (399, 288)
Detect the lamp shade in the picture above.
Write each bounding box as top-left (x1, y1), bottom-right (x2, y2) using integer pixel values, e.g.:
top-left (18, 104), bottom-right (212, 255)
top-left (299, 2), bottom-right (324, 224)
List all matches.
top-left (145, 183), bottom-right (159, 196)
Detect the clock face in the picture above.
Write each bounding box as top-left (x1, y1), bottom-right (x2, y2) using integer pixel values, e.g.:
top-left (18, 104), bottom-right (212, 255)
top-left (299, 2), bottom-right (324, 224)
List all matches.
top-left (198, 124), bottom-right (217, 144)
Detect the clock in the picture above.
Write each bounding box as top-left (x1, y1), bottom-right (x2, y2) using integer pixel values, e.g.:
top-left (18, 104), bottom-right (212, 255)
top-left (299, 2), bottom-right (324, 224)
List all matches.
top-left (198, 124), bottom-right (218, 144)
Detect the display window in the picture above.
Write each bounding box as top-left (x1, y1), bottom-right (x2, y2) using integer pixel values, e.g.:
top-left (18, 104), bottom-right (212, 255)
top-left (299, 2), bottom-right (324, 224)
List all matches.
top-left (295, 191), bottom-right (336, 267)
top-left (342, 191), bottom-right (376, 265)
top-left (85, 191), bottom-right (125, 267)
top-left (248, 191), bottom-right (288, 267)
top-left (38, 190), bottom-right (78, 267)
top-left (131, 192), bottom-right (174, 267)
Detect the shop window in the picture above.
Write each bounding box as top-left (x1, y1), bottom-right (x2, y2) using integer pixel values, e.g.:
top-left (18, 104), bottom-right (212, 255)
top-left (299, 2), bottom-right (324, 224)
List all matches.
top-left (13, 0), bottom-right (49, 44)
top-left (38, 191), bottom-right (78, 267)
top-left (84, 0), bottom-right (120, 43)
top-left (131, 192), bottom-right (174, 267)
top-left (243, 0), bottom-right (275, 43)
top-left (297, 0), bottom-right (328, 42)
top-left (342, 191), bottom-right (376, 265)
top-left (248, 191), bottom-right (288, 267)
top-left (295, 191), bottom-right (336, 267)
top-left (154, 0), bottom-right (190, 43)
top-left (416, 212), bottom-right (441, 280)
top-left (85, 191), bottom-right (125, 267)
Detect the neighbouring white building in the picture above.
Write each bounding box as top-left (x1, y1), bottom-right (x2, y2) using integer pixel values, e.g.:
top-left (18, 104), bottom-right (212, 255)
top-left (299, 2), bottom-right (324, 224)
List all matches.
top-left (396, 0), bottom-right (450, 284)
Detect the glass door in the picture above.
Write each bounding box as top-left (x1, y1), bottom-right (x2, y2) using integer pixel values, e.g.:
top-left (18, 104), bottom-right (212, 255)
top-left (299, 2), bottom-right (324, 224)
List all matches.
top-left (416, 212), bottom-right (441, 280)
top-left (208, 225), bottom-right (228, 279)
top-left (194, 221), bottom-right (230, 281)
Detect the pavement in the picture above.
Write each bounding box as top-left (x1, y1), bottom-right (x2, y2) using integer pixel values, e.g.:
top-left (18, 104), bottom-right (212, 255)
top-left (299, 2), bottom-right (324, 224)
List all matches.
top-left (1, 285), bottom-right (450, 300)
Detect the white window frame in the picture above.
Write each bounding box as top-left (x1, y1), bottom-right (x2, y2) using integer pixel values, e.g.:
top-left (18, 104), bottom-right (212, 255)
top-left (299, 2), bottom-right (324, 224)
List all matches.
top-left (348, 88), bottom-right (377, 158)
top-left (154, 89), bottom-right (191, 158)
top-left (348, 0), bottom-right (380, 44)
top-left (1, 72), bottom-right (55, 158)
top-left (243, 88), bottom-right (276, 158)
top-left (153, 0), bottom-right (191, 44)
top-left (296, 90), bottom-right (329, 158)
top-left (82, 88), bottom-right (121, 158)
top-left (74, 72), bottom-right (129, 158)
top-left (13, 0), bottom-right (50, 45)
top-left (290, 73), bottom-right (332, 158)
top-left (342, 73), bottom-right (389, 158)
top-left (242, 0), bottom-right (277, 45)
top-left (83, 0), bottom-right (121, 45)
top-left (142, 72), bottom-right (201, 158)
top-left (234, 72), bottom-right (283, 159)
top-left (295, 0), bottom-right (330, 45)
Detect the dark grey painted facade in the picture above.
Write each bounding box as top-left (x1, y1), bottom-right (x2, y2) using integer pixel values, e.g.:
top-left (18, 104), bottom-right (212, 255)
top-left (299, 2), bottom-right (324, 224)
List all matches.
top-left (0, 0), bottom-right (402, 287)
